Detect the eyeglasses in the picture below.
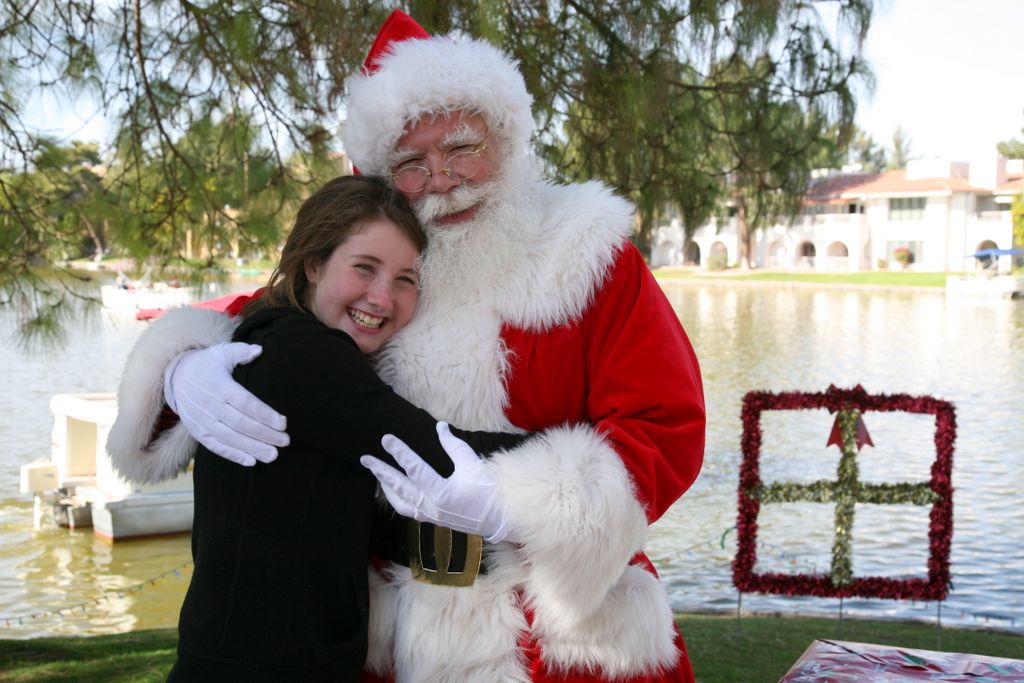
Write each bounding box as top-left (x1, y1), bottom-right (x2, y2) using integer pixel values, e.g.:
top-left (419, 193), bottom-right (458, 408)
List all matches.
top-left (389, 141), bottom-right (488, 194)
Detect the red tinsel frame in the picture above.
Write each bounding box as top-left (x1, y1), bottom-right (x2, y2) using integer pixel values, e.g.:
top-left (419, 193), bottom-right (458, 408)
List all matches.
top-left (732, 384), bottom-right (956, 601)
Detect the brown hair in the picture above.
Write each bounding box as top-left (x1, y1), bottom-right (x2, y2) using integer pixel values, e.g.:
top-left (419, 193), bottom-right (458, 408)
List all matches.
top-left (242, 175), bottom-right (425, 317)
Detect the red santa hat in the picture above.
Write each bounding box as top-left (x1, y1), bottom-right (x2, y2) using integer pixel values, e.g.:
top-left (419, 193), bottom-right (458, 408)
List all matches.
top-left (342, 9), bottom-right (534, 176)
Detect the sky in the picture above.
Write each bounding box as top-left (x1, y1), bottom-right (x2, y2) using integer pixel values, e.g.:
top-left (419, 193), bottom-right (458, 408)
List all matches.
top-left (853, 0), bottom-right (1024, 161)
top-left (27, 1), bottom-right (1024, 163)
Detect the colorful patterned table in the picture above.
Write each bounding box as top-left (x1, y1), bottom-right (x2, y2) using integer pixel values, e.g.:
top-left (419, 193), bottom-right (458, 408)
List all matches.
top-left (780, 639), bottom-right (1024, 682)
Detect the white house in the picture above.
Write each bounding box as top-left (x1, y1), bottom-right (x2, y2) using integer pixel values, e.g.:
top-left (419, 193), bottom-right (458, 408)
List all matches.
top-left (652, 157), bottom-right (1023, 272)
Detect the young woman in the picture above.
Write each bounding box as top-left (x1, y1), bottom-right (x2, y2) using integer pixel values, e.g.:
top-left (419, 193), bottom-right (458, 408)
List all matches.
top-left (166, 175), bottom-right (523, 682)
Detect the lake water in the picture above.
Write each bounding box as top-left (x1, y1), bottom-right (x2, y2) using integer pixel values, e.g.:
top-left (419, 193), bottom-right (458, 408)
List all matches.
top-left (1, 277), bottom-right (1022, 638)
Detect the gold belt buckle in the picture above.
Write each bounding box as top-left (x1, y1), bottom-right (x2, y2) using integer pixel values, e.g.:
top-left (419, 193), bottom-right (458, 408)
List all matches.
top-left (408, 521), bottom-right (483, 587)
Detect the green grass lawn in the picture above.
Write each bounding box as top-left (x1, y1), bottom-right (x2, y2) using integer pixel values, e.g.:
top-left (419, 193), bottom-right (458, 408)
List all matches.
top-left (1, 615), bottom-right (1020, 682)
top-left (0, 629), bottom-right (175, 683)
top-left (652, 268), bottom-right (950, 288)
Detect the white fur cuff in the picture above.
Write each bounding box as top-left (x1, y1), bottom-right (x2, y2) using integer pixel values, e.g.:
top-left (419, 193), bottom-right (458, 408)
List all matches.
top-left (538, 564), bottom-right (680, 677)
top-left (106, 306), bottom-right (236, 484)
top-left (489, 425), bottom-right (648, 629)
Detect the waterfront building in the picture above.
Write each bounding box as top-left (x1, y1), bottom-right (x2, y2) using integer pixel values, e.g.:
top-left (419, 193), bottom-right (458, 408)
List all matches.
top-left (652, 157), bottom-right (1023, 272)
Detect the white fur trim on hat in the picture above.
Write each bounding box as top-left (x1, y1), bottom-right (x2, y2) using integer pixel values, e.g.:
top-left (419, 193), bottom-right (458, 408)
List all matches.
top-left (106, 306), bottom-right (236, 484)
top-left (343, 33), bottom-right (534, 175)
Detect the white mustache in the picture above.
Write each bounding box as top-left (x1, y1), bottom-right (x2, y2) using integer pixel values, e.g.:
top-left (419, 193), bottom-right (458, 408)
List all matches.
top-left (413, 182), bottom-right (492, 226)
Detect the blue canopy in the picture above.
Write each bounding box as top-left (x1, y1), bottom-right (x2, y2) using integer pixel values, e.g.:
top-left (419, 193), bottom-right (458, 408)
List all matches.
top-left (969, 248), bottom-right (1024, 258)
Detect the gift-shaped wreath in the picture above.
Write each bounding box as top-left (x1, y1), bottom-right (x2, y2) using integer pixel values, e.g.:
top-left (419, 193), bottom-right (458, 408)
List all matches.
top-left (733, 385), bottom-right (955, 601)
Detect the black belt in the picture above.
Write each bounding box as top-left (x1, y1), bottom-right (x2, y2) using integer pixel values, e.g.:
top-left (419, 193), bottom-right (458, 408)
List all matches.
top-left (373, 513), bottom-right (489, 587)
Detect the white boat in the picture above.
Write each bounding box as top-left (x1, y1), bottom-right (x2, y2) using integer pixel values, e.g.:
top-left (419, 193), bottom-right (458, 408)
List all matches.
top-left (19, 393), bottom-right (193, 540)
top-left (945, 274), bottom-right (1024, 298)
top-left (947, 248), bottom-right (1024, 298)
top-left (101, 282), bottom-right (198, 313)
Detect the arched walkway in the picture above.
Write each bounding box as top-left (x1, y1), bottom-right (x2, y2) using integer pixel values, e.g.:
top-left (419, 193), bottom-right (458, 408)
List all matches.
top-left (684, 241), bottom-right (701, 266)
top-left (768, 240), bottom-right (786, 268)
top-left (797, 241), bottom-right (816, 269)
top-left (974, 239), bottom-right (998, 270)
top-left (826, 241), bottom-right (849, 271)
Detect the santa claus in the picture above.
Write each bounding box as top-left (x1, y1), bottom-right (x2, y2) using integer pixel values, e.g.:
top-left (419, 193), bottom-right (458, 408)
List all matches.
top-left (108, 10), bottom-right (705, 682)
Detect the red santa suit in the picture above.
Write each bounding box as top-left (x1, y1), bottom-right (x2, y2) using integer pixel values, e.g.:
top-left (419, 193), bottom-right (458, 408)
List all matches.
top-left (106, 10), bottom-right (705, 683)
top-left (359, 176), bottom-right (705, 683)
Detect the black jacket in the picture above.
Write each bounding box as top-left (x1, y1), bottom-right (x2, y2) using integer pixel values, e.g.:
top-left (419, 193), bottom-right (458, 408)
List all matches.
top-left (169, 306), bottom-right (523, 682)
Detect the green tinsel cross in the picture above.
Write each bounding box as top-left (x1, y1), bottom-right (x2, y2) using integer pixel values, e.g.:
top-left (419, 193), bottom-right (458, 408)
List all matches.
top-left (749, 409), bottom-right (939, 587)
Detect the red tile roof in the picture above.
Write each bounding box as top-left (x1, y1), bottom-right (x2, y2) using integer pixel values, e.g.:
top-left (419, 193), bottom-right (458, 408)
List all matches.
top-left (997, 175), bottom-right (1024, 193)
top-left (844, 169), bottom-right (989, 195)
top-left (801, 168), bottom-right (1022, 205)
top-left (804, 173), bottom-right (880, 204)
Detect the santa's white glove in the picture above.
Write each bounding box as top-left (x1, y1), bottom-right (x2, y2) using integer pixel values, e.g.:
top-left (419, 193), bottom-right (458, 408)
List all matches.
top-left (360, 422), bottom-right (515, 544)
top-left (163, 343), bottom-right (289, 467)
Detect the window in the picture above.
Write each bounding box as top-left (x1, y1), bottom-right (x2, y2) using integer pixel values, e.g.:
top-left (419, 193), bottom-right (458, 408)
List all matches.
top-left (802, 204), bottom-right (861, 217)
top-left (889, 197), bottom-right (926, 220)
top-left (887, 240), bottom-right (923, 264)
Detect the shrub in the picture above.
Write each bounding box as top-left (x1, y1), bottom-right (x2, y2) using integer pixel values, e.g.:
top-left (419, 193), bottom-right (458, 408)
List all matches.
top-left (707, 254), bottom-right (728, 271)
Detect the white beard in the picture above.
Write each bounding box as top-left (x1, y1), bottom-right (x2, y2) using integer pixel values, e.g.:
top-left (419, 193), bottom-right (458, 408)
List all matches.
top-left (413, 155), bottom-right (541, 306)
top-left (376, 152), bottom-right (633, 427)
top-left (372, 155), bottom-right (543, 428)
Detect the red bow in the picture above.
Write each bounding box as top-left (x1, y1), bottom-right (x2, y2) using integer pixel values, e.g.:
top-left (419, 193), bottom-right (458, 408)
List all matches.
top-left (826, 412), bottom-right (874, 451)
